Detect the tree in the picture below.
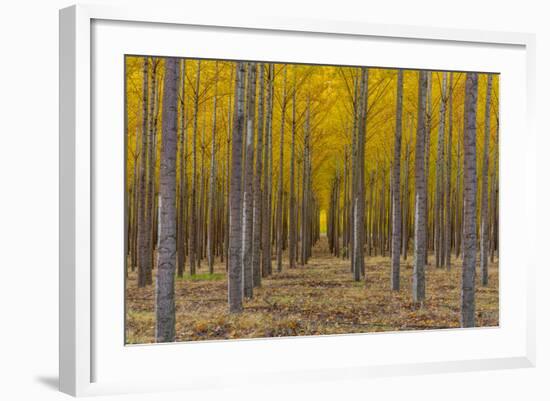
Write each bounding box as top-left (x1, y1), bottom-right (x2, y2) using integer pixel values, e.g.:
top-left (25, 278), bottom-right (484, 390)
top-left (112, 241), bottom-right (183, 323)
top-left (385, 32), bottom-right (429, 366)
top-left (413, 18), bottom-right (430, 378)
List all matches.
top-left (461, 72), bottom-right (479, 327)
top-left (146, 58), bottom-right (160, 284)
top-left (424, 72), bottom-right (433, 265)
top-left (242, 63), bottom-right (257, 298)
top-left (413, 70), bottom-right (428, 304)
top-left (391, 69), bottom-right (403, 290)
top-left (435, 72), bottom-right (447, 268)
top-left (252, 64), bottom-right (265, 287)
top-left (353, 67), bottom-right (368, 281)
top-left (288, 67), bottom-right (298, 268)
top-left (402, 120), bottom-right (411, 260)
top-left (155, 57), bottom-right (179, 342)
top-left (177, 60), bottom-right (187, 278)
top-left (207, 62), bottom-right (219, 274)
top-left (189, 60), bottom-right (201, 275)
top-left (480, 74), bottom-right (493, 286)
top-left (228, 62), bottom-right (246, 313)
top-left (444, 72), bottom-right (453, 269)
top-left (262, 65), bottom-right (274, 277)
top-left (276, 66), bottom-right (288, 272)
top-left (137, 57), bottom-right (151, 288)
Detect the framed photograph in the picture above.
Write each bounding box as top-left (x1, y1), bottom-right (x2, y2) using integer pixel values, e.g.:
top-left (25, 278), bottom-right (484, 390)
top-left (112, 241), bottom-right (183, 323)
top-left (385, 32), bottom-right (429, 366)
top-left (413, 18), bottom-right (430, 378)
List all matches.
top-left (59, 3), bottom-right (536, 397)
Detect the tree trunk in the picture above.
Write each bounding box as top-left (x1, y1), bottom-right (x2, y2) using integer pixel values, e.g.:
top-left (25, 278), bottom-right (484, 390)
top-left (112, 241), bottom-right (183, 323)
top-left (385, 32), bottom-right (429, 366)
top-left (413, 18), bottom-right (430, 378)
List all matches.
top-left (288, 68), bottom-right (297, 268)
top-left (353, 68), bottom-right (368, 281)
top-left (177, 60), bottom-right (187, 277)
top-left (137, 57), bottom-right (151, 288)
top-left (242, 62), bottom-right (257, 298)
top-left (225, 71), bottom-right (233, 272)
top-left (435, 72), bottom-right (447, 268)
top-left (413, 70), bottom-right (428, 304)
top-left (424, 72), bottom-right (432, 265)
top-left (144, 59), bottom-right (159, 285)
top-left (480, 74), bottom-right (493, 286)
top-left (208, 62), bottom-right (219, 274)
top-left (155, 57), bottom-right (178, 342)
top-left (189, 60), bottom-right (201, 275)
top-left (391, 69), bottom-right (403, 290)
top-left (262, 65), bottom-right (274, 277)
top-left (402, 133), bottom-right (410, 261)
top-left (276, 66), bottom-right (287, 272)
top-left (252, 64), bottom-right (265, 287)
top-left (444, 72), bottom-right (453, 269)
top-left (461, 72), bottom-right (479, 328)
top-left (228, 62), bottom-right (246, 313)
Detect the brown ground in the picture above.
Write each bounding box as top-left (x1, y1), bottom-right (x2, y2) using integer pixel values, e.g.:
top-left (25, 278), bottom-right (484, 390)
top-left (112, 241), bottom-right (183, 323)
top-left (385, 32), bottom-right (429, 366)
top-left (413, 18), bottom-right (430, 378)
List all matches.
top-left (126, 237), bottom-right (499, 344)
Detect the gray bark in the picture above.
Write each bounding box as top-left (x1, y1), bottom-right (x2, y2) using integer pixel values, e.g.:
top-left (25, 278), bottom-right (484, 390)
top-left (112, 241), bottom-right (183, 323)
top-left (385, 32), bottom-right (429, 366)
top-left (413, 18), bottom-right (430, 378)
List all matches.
top-left (276, 66), bottom-right (287, 272)
top-left (155, 57), bottom-right (179, 342)
top-left (145, 59), bottom-right (159, 284)
top-left (189, 61), bottom-right (201, 275)
top-left (288, 68), bottom-right (297, 268)
top-left (242, 62), bottom-right (256, 298)
top-left (137, 57), bottom-right (151, 288)
top-left (435, 72), bottom-right (447, 268)
top-left (208, 62), bottom-right (219, 274)
top-left (262, 65), bottom-right (274, 277)
top-left (177, 60), bottom-right (186, 277)
top-left (424, 72), bottom-right (432, 265)
top-left (461, 72), bottom-right (479, 328)
top-left (353, 68), bottom-right (368, 281)
top-left (252, 64), bottom-right (265, 287)
top-left (444, 73), bottom-right (453, 269)
top-left (228, 62), bottom-right (246, 313)
top-left (413, 70), bottom-right (428, 304)
top-left (391, 70), bottom-right (403, 290)
top-left (480, 74), bottom-right (493, 286)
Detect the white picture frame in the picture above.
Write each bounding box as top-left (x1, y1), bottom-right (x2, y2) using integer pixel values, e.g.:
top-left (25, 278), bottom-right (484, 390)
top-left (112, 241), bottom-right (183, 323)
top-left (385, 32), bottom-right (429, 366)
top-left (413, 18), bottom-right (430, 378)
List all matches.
top-left (59, 3), bottom-right (536, 397)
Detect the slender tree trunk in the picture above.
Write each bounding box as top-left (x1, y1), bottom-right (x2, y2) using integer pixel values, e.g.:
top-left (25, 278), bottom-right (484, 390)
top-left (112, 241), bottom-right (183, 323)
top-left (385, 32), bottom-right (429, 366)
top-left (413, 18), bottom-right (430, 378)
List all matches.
top-left (199, 117), bottom-right (206, 266)
top-left (262, 65), bottom-right (274, 277)
top-left (130, 128), bottom-right (140, 272)
top-left (276, 66), bottom-right (287, 272)
top-left (455, 124), bottom-right (462, 259)
top-left (225, 71), bottom-right (233, 272)
top-left (137, 57), bottom-right (150, 288)
top-left (228, 62), bottom-right (246, 313)
top-left (480, 74), bottom-right (493, 286)
top-left (413, 70), bottom-right (428, 304)
top-left (288, 68), bottom-right (297, 268)
top-left (435, 72), bottom-right (447, 268)
top-left (155, 57), bottom-right (178, 343)
top-left (177, 60), bottom-right (187, 277)
top-left (189, 61), bottom-right (201, 275)
top-left (208, 63), bottom-right (219, 274)
top-left (490, 124), bottom-right (499, 262)
top-left (391, 69), bottom-right (403, 290)
top-left (402, 132), bottom-right (410, 260)
top-left (252, 64), bottom-right (265, 287)
top-left (242, 62), bottom-right (257, 298)
top-left (144, 59), bottom-right (159, 285)
top-left (353, 68), bottom-right (368, 281)
top-left (461, 72), bottom-right (479, 327)
top-left (444, 73), bottom-right (453, 269)
top-left (424, 72), bottom-right (432, 265)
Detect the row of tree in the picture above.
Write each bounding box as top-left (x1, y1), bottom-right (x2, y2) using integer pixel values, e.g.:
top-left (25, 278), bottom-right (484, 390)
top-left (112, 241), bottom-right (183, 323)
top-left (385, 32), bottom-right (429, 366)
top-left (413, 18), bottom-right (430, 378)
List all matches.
top-left (125, 56), bottom-right (498, 341)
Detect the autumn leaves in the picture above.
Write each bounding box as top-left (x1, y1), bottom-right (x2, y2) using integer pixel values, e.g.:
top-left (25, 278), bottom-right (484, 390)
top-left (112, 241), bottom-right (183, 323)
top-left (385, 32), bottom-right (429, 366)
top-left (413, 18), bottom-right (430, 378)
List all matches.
top-left (126, 56), bottom-right (498, 342)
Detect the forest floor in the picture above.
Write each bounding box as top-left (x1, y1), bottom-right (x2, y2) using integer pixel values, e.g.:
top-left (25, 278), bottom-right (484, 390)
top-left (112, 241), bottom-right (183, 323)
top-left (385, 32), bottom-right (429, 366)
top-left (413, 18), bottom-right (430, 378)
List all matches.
top-left (126, 237), bottom-right (499, 344)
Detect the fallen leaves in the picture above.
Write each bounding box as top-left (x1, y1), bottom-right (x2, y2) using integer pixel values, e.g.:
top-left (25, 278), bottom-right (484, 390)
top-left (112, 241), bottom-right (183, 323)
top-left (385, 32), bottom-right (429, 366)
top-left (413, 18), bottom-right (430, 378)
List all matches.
top-left (126, 238), bottom-right (499, 344)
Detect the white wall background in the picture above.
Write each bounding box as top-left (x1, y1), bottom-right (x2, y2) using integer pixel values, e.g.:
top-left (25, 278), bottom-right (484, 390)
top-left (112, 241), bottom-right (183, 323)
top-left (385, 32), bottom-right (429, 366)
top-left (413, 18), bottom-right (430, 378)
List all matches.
top-left (0, 0), bottom-right (547, 399)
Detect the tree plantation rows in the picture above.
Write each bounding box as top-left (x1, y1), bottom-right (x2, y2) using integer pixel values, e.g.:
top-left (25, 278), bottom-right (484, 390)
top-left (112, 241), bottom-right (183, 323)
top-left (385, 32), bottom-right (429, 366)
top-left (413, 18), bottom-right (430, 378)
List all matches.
top-left (125, 56), bottom-right (499, 343)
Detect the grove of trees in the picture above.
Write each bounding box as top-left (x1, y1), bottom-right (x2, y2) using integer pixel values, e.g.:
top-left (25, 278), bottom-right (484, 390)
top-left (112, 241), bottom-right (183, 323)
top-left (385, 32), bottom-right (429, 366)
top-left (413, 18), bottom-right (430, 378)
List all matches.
top-left (125, 56), bottom-right (499, 342)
